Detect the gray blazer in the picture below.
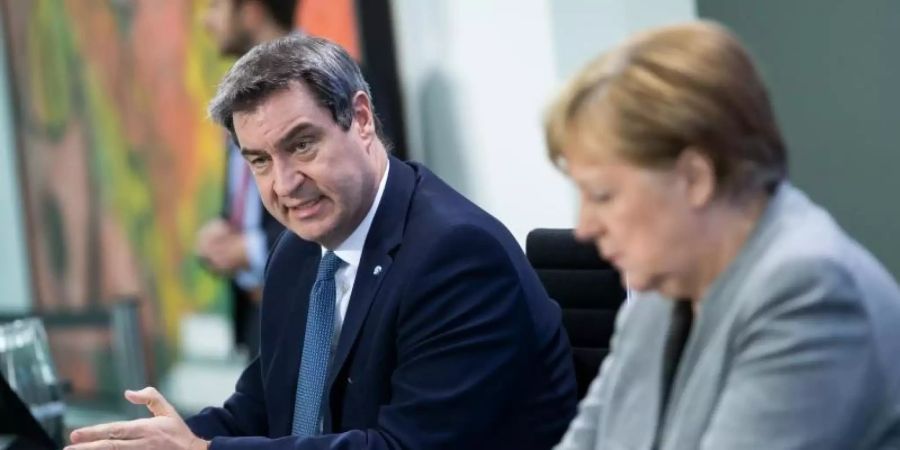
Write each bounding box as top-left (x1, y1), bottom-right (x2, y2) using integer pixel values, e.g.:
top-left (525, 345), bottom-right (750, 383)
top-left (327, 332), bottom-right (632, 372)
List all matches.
top-left (555, 183), bottom-right (900, 450)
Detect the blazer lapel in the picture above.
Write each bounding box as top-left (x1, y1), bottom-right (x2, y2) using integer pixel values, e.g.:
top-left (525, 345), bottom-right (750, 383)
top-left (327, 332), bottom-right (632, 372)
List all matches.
top-left (660, 248), bottom-right (761, 442)
top-left (325, 157), bottom-right (415, 395)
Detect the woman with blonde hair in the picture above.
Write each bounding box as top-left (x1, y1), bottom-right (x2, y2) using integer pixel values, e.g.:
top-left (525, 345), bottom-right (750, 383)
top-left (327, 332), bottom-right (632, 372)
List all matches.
top-left (547, 20), bottom-right (900, 449)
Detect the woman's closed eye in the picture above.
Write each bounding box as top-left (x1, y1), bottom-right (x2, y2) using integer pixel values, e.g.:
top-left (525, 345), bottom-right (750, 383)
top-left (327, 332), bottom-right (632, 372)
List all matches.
top-left (588, 191), bottom-right (614, 204)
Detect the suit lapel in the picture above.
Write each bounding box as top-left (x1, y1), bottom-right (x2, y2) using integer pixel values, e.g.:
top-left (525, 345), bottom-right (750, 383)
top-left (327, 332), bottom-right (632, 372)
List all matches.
top-left (325, 157), bottom-right (415, 394)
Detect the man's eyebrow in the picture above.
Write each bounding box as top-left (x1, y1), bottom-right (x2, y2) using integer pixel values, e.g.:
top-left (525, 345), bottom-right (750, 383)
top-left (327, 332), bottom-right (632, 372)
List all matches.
top-left (274, 123), bottom-right (317, 151)
top-left (239, 123), bottom-right (318, 157)
top-left (240, 147), bottom-right (267, 158)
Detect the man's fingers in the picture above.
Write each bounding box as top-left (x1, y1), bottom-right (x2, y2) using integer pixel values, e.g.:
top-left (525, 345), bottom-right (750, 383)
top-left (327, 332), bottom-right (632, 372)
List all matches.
top-left (196, 219), bottom-right (231, 252)
top-left (65, 439), bottom-right (146, 450)
top-left (124, 387), bottom-right (179, 418)
top-left (69, 419), bottom-right (150, 443)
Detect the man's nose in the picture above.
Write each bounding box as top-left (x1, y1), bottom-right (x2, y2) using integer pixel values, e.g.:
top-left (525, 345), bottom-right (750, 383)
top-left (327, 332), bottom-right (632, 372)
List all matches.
top-left (273, 161), bottom-right (305, 197)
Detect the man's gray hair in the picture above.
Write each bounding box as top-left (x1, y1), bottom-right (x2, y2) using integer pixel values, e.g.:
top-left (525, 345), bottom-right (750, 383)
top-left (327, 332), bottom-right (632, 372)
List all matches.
top-left (209, 34), bottom-right (381, 142)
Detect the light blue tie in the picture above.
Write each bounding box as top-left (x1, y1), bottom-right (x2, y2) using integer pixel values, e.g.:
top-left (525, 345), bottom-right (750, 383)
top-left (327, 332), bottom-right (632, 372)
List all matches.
top-left (292, 251), bottom-right (342, 437)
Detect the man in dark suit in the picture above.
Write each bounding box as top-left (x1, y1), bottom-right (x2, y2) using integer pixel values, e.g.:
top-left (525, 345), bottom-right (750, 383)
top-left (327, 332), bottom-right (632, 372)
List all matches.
top-left (196, 0), bottom-right (295, 359)
top-left (67, 35), bottom-right (577, 450)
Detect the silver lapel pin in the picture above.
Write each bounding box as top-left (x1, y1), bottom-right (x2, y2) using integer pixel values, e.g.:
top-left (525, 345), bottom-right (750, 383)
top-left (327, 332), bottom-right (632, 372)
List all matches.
top-left (373, 265), bottom-right (383, 276)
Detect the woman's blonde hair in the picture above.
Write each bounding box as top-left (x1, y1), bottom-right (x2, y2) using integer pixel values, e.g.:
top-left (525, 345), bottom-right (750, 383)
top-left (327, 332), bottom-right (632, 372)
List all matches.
top-left (546, 20), bottom-right (786, 198)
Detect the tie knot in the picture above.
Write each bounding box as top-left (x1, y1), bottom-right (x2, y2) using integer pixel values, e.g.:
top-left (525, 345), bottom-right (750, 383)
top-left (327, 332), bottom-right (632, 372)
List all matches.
top-left (317, 251), bottom-right (342, 281)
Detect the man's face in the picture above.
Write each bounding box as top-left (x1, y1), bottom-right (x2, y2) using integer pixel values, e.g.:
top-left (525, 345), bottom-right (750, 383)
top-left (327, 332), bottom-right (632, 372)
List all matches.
top-left (203, 0), bottom-right (254, 57)
top-left (233, 81), bottom-right (384, 248)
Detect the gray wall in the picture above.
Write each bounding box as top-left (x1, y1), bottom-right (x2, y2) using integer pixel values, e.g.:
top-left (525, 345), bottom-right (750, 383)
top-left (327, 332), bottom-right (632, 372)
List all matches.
top-left (699, 0), bottom-right (900, 277)
top-left (550, 0), bottom-right (696, 80)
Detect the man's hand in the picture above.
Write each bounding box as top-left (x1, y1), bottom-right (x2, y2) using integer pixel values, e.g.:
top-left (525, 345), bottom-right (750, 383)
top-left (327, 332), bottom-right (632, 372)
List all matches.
top-left (196, 219), bottom-right (231, 253)
top-left (196, 219), bottom-right (249, 275)
top-left (66, 387), bottom-right (209, 450)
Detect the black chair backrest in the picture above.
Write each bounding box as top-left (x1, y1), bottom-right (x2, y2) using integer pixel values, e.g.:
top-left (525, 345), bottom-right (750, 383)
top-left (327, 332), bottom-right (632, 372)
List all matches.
top-left (526, 228), bottom-right (626, 399)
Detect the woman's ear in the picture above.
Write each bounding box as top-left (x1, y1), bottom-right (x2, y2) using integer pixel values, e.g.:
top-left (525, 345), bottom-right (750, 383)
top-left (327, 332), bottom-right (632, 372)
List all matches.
top-left (675, 146), bottom-right (716, 208)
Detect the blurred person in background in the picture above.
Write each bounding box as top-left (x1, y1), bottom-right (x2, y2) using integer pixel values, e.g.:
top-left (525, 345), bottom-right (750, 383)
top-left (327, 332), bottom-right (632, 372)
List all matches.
top-left (66, 34), bottom-right (577, 450)
top-left (196, 0), bottom-right (296, 360)
top-left (547, 20), bottom-right (900, 450)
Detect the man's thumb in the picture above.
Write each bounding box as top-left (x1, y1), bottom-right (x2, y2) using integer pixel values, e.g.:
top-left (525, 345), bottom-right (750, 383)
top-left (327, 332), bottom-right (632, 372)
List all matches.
top-left (125, 387), bottom-right (179, 418)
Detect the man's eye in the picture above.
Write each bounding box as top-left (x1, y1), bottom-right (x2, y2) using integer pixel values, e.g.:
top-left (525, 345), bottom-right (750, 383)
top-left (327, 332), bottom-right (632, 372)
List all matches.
top-left (249, 157), bottom-right (269, 169)
top-left (293, 140), bottom-right (313, 153)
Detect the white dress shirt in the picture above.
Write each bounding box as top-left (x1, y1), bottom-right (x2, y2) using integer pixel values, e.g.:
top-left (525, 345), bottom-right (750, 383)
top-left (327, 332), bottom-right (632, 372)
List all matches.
top-left (322, 161), bottom-right (390, 351)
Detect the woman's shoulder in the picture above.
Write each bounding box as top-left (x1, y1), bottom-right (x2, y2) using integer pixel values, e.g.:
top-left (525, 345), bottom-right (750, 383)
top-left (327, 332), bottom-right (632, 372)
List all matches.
top-left (742, 184), bottom-right (872, 298)
top-left (729, 186), bottom-right (900, 339)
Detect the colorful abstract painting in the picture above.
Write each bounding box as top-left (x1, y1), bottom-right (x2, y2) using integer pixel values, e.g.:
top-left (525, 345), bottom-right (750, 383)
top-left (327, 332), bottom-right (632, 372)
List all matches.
top-left (1, 0), bottom-right (234, 398)
top-left (0, 0), bottom-right (366, 401)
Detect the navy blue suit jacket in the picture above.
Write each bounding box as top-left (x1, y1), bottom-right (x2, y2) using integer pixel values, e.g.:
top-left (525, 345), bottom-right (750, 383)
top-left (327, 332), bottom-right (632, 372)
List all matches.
top-left (186, 158), bottom-right (577, 449)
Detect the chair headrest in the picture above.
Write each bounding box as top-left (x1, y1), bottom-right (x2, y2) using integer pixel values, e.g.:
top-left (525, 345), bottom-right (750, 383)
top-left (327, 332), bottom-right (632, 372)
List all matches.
top-left (526, 228), bottom-right (614, 270)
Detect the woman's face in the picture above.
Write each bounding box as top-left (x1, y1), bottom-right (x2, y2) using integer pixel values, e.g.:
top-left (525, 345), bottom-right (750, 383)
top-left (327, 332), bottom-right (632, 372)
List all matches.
top-left (565, 143), bottom-right (710, 299)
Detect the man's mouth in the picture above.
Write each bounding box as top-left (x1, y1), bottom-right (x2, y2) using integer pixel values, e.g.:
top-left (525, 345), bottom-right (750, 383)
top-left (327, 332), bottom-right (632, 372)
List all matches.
top-left (285, 196), bottom-right (324, 219)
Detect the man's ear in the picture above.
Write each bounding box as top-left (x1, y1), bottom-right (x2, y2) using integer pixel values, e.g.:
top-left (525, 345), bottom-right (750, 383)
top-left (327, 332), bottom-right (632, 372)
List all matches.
top-left (675, 146), bottom-right (717, 208)
top-left (351, 91), bottom-right (376, 144)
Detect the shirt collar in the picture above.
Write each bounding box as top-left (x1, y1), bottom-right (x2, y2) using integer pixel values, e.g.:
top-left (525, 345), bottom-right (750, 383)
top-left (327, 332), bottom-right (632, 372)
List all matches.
top-left (321, 161), bottom-right (390, 268)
